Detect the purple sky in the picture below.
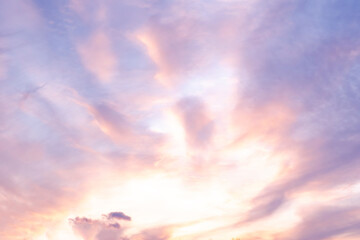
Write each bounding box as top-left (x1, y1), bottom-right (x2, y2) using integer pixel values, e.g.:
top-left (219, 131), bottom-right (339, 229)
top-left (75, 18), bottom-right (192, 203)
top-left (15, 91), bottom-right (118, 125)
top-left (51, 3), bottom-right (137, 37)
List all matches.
top-left (1, 0), bottom-right (360, 240)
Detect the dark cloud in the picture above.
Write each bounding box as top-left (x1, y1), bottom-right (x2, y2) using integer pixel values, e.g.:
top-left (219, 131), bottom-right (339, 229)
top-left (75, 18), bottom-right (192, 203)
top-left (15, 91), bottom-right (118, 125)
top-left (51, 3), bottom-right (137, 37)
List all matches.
top-left (106, 212), bottom-right (132, 221)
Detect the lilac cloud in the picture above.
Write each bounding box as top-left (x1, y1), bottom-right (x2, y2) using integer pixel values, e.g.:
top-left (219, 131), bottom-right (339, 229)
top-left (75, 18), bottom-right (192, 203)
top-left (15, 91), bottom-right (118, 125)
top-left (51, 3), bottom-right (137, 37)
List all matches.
top-left (70, 215), bottom-right (127, 240)
top-left (280, 205), bottom-right (360, 240)
top-left (106, 212), bottom-right (132, 221)
top-left (228, 0), bottom-right (360, 217)
top-left (175, 96), bottom-right (214, 148)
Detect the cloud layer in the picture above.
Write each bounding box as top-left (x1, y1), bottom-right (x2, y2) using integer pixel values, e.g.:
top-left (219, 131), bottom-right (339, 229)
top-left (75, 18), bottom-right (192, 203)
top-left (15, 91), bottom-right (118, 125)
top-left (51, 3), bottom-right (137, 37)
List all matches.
top-left (1, 0), bottom-right (360, 239)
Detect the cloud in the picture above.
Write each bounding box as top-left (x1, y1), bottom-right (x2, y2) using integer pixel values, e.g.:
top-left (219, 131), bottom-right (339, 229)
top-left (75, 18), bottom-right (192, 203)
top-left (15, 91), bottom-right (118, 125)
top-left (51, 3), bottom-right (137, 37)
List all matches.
top-left (70, 212), bottom-right (131, 240)
top-left (280, 205), bottom-right (360, 240)
top-left (77, 30), bottom-right (117, 82)
top-left (130, 226), bottom-right (173, 240)
top-left (135, 5), bottom-right (210, 86)
top-left (106, 212), bottom-right (132, 221)
top-left (87, 102), bottom-right (134, 142)
top-left (70, 213), bottom-right (175, 240)
top-left (228, 0), bottom-right (360, 224)
top-left (175, 96), bottom-right (214, 149)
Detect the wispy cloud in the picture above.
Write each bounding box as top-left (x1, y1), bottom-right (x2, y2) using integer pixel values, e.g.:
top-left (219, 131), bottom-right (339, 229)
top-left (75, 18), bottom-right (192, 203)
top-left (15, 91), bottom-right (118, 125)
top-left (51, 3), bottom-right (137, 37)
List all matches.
top-left (77, 30), bottom-right (117, 82)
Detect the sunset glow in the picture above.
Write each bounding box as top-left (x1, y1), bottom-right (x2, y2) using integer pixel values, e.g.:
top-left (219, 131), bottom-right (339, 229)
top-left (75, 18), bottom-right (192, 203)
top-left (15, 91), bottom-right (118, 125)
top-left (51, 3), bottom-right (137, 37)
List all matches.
top-left (1, 0), bottom-right (360, 240)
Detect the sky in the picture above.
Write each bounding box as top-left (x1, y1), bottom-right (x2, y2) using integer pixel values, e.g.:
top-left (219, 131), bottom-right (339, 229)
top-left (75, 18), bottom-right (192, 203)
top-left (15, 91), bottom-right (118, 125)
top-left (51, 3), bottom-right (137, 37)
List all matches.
top-left (1, 0), bottom-right (360, 239)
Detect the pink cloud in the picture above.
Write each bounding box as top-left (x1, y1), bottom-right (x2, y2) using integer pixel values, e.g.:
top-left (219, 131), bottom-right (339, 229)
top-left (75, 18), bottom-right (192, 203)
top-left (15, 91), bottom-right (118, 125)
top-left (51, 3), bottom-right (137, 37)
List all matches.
top-left (77, 30), bottom-right (117, 82)
top-left (174, 96), bottom-right (214, 149)
top-left (136, 15), bottom-right (207, 86)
